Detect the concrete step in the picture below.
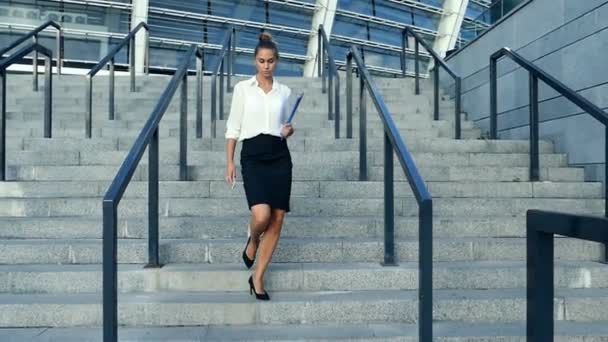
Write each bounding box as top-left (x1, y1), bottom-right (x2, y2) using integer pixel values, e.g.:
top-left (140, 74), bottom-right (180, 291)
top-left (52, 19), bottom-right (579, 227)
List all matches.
top-left (6, 164), bottom-right (585, 182)
top-left (0, 195), bottom-right (601, 217)
top-left (0, 216), bottom-right (536, 240)
top-left (0, 237), bottom-right (601, 264)
top-left (5, 150), bottom-right (569, 168)
top-left (0, 180), bottom-right (599, 200)
top-left (1, 261), bottom-right (606, 294)
top-left (5, 322), bottom-right (608, 341)
top-left (6, 137), bottom-right (555, 154)
top-left (0, 288), bottom-right (607, 327)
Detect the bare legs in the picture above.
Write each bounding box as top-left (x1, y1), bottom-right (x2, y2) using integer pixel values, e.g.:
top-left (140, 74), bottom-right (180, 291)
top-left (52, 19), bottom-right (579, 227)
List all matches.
top-left (246, 204), bottom-right (286, 294)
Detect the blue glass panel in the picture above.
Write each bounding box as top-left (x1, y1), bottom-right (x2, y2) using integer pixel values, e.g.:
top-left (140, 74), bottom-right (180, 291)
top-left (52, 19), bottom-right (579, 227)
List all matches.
top-left (333, 17), bottom-right (368, 40)
top-left (337, 0), bottom-right (373, 15)
top-left (268, 4), bottom-right (311, 29)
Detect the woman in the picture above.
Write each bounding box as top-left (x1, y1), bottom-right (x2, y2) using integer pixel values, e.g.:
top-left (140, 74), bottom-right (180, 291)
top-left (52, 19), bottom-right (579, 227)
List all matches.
top-left (224, 32), bottom-right (295, 301)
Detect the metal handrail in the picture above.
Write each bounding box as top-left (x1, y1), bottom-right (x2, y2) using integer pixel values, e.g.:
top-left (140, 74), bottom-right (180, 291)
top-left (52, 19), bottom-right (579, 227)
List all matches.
top-left (490, 47), bottom-right (608, 216)
top-left (210, 27), bottom-right (235, 139)
top-left (526, 210), bottom-right (608, 340)
top-left (318, 25), bottom-right (341, 139)
top-left (346, 46), bottom-right (433, 342)
top-left (402, 27), bottom-right (462, 139)
top-left (84, 22), bottom-right (150, 138)
top-left (0, 43), bottom-right (54, 181)
top-left (102, 44), bottom-right (204, 342)
top-left (0, 20), bottom-right (64, 89)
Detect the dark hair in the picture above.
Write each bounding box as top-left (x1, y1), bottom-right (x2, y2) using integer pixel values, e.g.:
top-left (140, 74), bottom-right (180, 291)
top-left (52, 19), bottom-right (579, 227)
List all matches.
top-left (255, 32), bottom-right (279, 59)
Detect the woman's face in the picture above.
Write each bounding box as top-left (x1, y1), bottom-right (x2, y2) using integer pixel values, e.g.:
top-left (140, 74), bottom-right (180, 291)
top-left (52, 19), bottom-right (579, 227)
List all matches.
top-left (255, 48), bottom-right (277, 78)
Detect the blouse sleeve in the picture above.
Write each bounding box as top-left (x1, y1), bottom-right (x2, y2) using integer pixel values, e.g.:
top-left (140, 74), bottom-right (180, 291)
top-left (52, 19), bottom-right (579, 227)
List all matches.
top-left (225, 83), bottom-right (244, 140)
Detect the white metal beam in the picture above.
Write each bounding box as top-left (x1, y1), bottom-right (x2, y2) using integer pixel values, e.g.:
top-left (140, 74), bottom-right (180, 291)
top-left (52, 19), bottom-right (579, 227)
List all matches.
top-left (431, 0), bottom-right (469, 66)
top-left (303, 0), bottom-right (337, 77)
top-left (131, 0), bottom-right (148, 74)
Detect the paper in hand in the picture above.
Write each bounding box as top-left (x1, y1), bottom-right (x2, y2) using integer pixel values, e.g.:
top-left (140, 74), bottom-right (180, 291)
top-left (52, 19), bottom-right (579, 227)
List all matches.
top-left (285, 93), bottom-right (304, 124)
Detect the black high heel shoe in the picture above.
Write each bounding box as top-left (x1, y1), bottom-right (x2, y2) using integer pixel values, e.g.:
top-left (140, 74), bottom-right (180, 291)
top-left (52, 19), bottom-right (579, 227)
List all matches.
top-left (242, 237), bottom-right (255, 269)
top-left (248, 276), bottom-right (270, 301)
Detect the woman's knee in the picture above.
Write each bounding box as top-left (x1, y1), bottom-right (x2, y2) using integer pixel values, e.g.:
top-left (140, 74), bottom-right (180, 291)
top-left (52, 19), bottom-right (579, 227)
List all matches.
top-left (251, 205), bottom-right (271, 228)
top-left (266, 210), bottom-right (286, 235)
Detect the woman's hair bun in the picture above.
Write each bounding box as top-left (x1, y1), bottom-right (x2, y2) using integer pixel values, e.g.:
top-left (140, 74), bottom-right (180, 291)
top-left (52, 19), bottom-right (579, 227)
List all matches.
top-left (259, 32), bottom-right (273, 42)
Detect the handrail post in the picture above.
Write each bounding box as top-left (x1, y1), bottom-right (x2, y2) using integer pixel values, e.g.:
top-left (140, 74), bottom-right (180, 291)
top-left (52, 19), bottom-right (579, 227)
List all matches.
top-left (317, 27), bottom-right (322, 78)
top-left (414, 40), bottom-right (420, 95)
top-left (211, 77), bottom-right (217, 139)
top-left (433, 63), bottom-right (439, 121)
top-left (219, 60), bottom-right (225, 121)
top-left (228, 28), bottom-right (235, 93)
top-left (455, 77), bottom-right (462, 139)
top-left (109, 58), bottom-right (115, 120)
top-left (129, 37), bottom-right (136, 92)
top-left (526, 217), bottom-right (554, 341)
top-left (359, 75), bottom-right (367, 181)
top-left (383, 132), bottom-right (396, 266)
top-left (605, 126), bottom-right (607, 218)
top-left (144, 29), bottom-right (150, 76)
top-left (490, 56), bottom-right (498, 139)
top-left (321, 33), bottom-right (326, 94)
top-left (196, 51), bottom-right (203, 139)
top-left (146, 128), bottom-right (161, 268)
top-left (180, 73), bottom-right (188, 181)
top-left (33, 35), bottom-right (38, 91)
top-left (346, 54), bottom-right (353, 139)
top-left (85, 76), bottom-right (93, 139)
top-left (529, 73), bottom-right (540, 181)
top-left (57, 28), bottom-right (63, 75)
top-left (328, 64), bottom-right (334, 121)
top-left (102, 200), bottom-right (118, 342)
top-left (43, 54), bottom-right (52, 138)
top-left (334, 69), bottom-right (340, 139)
top-left (419, 199), bottom-right (433, 342)
top-left (401, 29), bottom-right (406, 77)
top-left (0, 69), bottom-right (5, 181)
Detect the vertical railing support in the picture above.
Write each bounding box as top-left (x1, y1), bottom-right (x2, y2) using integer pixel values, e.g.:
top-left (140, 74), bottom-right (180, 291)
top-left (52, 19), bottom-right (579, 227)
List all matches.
top-left (146, 128), bottom-right (160, 268)
top-left (529, 74), bottom-right (540, 181)
top-left (401, 30), bottom-right (406, 77)
top-left (180, 74), bottom-right (188, 181)
top-left (0, 70), bottom-right (5, 181)
top-left (346, 55), bottom-right (353, 139)
top-left (490, 57), bottom-right (498, 139)
top-left (85, 76), bottom-right (93, 139)
top-left (419, 199), bottom-right (433, 342)
top-left (33, 35), bottom-right (39, 91)
top-left (334, 71), bottom-right (340, 139)
top-left (102, 201), bottom-right (118, 342)
top-left (433, 64), bottom-right (439, 121)
top-left (414, 40), bottom-right (420, 95)
top-left (109, 58), bottom-right (115, 120)
top-left (219, 60), bottom-right (225, 121)
top-left (526, 219), bottom-right (554, 341)
top-left (383, 132), bottom-right (396, 266)
top-left (455, 77), bottom-right (462, 139)
top-left (359, 76), bottom-right (367, 181)
top-left (196, 51), bottom-right (204, 139)
top-left (43, 55), bottom-right (52, 138)
top-left (129, 37), bottom-right (136, 92)
top-left (328, 61), bottom-right (334, 121)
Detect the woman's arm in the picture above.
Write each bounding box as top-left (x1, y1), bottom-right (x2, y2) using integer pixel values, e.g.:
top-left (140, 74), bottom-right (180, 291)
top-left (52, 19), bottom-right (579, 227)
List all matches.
top-left (225, 138), bottom-right (237, 186)
top-left (225, 83), bottom-right (244, 186)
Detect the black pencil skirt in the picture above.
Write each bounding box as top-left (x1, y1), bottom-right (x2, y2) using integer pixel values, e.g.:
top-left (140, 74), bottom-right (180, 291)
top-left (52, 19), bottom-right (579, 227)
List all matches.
top-left (240, 134), bottom-right (293, 212)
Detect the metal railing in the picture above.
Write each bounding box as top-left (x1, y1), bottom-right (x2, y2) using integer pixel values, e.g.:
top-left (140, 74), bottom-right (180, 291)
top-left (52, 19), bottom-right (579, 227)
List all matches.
top-left (402, 27), bottom-right (462, 139)
top-left (101, 44), bottom-right (204, 342)
top-left (210, 27), bottom-right (235, 139)
top-left (0, 20), bottom-right (64, 90)
top-left (0, 43), bottom-right (54, 181)
top-left (490, 47), bottom-right (608, 215)
top-left (85, 22), bottom-right (150, 138)
top-left (318, 25), bottom-right (341, 139)
top-left (346, 46), bottom-right (433, 342)
top-left (526, 210), bottom-right (608, 341)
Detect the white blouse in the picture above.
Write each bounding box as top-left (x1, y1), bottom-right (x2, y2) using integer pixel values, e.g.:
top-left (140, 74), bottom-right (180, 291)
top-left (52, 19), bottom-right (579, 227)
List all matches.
top-left (225, 76), bottom-right (293, 142)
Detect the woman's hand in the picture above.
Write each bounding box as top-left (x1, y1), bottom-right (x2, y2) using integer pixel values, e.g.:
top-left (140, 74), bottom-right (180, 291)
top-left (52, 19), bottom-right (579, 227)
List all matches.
top-left (281, 123), bottom-right (295, 139)
top-left (225, 162), bottom-right (237, 187)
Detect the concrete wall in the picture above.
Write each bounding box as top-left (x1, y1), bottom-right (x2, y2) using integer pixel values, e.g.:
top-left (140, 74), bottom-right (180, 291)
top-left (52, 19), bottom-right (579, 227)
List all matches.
top-left (446, 0), bottom-right (608, 182)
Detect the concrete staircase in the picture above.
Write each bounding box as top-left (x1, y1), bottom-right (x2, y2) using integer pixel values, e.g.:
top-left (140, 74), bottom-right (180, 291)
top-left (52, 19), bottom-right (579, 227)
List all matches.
top-left (0, 74), bottom-right (606, 341)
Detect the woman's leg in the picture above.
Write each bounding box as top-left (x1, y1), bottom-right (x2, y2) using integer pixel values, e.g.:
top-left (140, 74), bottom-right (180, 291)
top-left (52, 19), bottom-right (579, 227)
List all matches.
top-left (246, 204), bottom-right (271, 261)
top-left (253, 208), bottom-right (286, 293)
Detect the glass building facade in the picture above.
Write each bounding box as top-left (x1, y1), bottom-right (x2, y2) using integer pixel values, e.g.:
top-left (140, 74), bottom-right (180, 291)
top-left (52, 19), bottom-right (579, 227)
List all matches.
top-left (0, 0), bottom-right (494, 76)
